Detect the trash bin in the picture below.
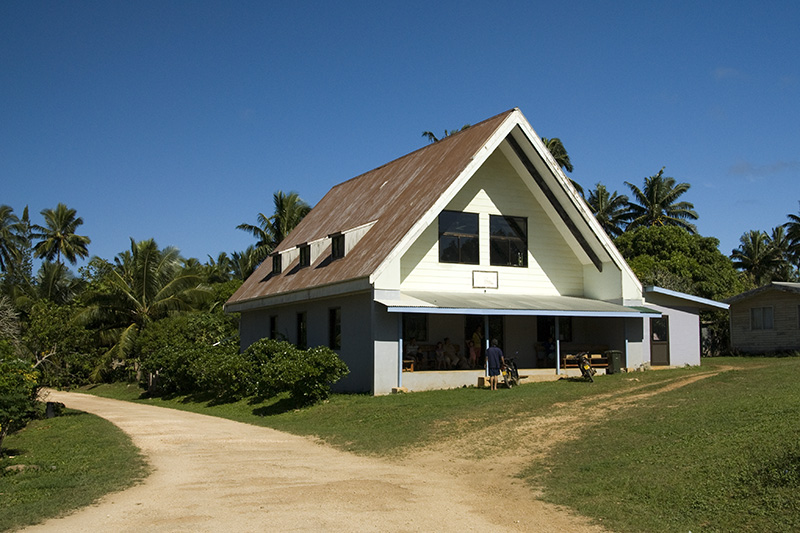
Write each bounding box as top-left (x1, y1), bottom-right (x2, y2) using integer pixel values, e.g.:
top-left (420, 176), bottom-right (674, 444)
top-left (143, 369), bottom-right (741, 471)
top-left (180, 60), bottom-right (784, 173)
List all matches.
top-left (605, 350), bottom-right (623, 374)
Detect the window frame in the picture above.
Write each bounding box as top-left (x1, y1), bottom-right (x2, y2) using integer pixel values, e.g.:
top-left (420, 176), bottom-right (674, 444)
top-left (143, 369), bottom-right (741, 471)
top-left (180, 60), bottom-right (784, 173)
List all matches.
top-left (489, 215), bottom-right (528, 267)
top-left (298, 245), bottom-right (310, 268)
top-left (271, 254), bottom-right (282, 275)
top-left (438, 210), bottom-right (479, 265)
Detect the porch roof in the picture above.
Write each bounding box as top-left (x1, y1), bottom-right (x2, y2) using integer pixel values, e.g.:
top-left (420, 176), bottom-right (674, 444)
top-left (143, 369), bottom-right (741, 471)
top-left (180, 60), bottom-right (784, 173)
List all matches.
top-left (376, 291), bottom-right (660, 318)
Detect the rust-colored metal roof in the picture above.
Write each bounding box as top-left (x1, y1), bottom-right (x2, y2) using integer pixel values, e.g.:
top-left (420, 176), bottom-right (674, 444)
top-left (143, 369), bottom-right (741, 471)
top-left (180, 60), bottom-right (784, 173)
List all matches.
top-left (226, 109), bottom-right (517, 308)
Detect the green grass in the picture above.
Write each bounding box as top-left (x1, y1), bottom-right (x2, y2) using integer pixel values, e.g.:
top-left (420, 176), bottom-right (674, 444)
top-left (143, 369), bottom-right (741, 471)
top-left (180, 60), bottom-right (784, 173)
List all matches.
top-left (0, 410), bottom-right (148, 532)
top-left (79, 357), bottom-right (800, 531)
top-left (531, 357), bottom-right (800, 532)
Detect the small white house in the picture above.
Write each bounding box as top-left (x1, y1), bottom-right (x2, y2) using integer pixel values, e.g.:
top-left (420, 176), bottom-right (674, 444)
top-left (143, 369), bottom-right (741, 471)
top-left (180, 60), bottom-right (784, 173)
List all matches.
top-left (225, 108), bottom-right (727, 394)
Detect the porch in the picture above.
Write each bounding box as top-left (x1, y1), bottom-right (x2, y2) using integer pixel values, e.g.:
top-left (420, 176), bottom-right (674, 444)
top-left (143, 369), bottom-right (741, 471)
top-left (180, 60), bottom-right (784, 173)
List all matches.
top-left (397, 366), bottom-right (606, 392)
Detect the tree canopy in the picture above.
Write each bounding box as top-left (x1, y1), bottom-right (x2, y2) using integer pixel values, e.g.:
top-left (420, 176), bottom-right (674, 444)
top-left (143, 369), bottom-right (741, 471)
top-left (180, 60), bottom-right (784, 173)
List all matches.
top-left (625, 167), bottom-right (698, 234)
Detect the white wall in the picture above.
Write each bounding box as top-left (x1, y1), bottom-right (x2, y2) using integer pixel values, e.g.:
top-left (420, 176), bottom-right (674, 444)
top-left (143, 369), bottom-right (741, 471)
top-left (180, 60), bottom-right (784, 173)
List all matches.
top-left (399, 149), bottom-right (585, 297)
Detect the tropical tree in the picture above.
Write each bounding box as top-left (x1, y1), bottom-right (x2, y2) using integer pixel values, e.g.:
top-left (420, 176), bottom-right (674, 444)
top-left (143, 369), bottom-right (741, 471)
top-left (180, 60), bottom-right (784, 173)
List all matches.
top-left (586, 183), bottom-right (630, 237)
top-left (541, 137), bottom-right (574, 173)
top-left (625, 167), bottom-right (698, 234)
top-left (80, 238), bottom-right (210, 377)
top-left (422, 125), bottom-right (471, 143)
top-left (237, 190), bottom-right (311, 255)
top-left (0, 205), bottom-right (25, 273)
top-left (730, 230), bottom-right (783, 286)
top-left (231, 245), bottom-right (267, 281)
top-left (786, 202), bottom-right (800, 265)
top-left (30, 203), bottom-right (91, 266)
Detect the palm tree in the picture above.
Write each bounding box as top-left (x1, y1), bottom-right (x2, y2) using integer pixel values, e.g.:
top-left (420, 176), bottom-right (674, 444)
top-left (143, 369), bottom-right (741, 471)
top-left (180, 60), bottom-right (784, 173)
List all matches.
top-left (33, 261), bottom-right (84, 305)
top-left (80, 238), bottom-right (210, 375)
top-left (231, 245), bottom-right (267, 280)
top-left (237, 191), bottom-right (311, 255)
top-left (586, 183), bottom-right (630, 237)
top-left (540, 137), bottom-right (574, 173)
top-left (731, 230), bottom-right (782, 286)
top-left (0, 205), bottom-right (24, 272)
top-left (30, 203), bottom-right (91, 265)
top-left (785, 202), bottom-right (800, 265)
top-left (422, 125), bottom-right (471, 143)
top-left (625, 167), bottom-right (698, 234)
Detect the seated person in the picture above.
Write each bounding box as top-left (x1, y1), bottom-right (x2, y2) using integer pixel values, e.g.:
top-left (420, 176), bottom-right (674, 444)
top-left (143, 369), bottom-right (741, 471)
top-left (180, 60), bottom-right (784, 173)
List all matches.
top-left (443, 338), bottom-right (458, 368)
top-left (434, 342), bottom-right (446, 369)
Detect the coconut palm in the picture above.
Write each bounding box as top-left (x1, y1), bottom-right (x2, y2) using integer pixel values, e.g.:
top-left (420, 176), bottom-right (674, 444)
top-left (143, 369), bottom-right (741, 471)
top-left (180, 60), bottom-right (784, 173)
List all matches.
top-left (231, 245), bottom-right (267, 281)
top-left (422, 125), bottom-right (471, 143)
top-left (0, 205), bottom-right (25, 272)
top-left (237, 190), bottom-right (311, 255)
top-left (80, 238), bottom-right (210, 374)
top-left (625, 167), bottom-right (698, 234)
top-left (30, 203), bottom-right (91, 265)
top-left (33, 261), bottom-right (84, 305)
top-left (731, 230), bottom-right (783, 285)
top-left (541, 137), bottom-right (574, 173)
top-left (586, 183), bottom-right (630, 237)
top-left (785, 202), bottom-right (800, 265)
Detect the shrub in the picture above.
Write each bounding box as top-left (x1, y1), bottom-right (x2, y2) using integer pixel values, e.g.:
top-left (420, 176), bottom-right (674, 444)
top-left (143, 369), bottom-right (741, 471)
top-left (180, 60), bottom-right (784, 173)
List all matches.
top-left (0, 355), bottom-right (41, 454)
top-left (245, 339), bottom-right (349, 407)
top-left (189, 344), bottom-right (253, 401)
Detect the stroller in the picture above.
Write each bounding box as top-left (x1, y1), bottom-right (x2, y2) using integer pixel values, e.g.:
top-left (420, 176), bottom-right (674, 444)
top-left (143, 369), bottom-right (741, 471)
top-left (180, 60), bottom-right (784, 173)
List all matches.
top-left (502, 357), bottom-right (520, 388)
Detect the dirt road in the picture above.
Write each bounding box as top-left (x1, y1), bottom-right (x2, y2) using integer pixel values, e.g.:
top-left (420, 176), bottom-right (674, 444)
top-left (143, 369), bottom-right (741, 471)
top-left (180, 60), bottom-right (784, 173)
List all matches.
top-left (24, 390), bottom-right (603, 533)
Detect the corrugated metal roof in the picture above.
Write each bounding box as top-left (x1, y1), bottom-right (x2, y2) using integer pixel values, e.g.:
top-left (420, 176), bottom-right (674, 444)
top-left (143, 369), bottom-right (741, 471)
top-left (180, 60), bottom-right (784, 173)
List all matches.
top-left (227, 109), bottom-right (517, 308)
top-left (724, 281), bottom-right (800, 304)
top-left (376, 291), bottom-right (660, 317)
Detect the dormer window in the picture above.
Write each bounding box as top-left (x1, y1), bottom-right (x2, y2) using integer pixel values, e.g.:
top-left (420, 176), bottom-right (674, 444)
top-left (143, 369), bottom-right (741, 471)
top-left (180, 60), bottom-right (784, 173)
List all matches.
top-left (298, 244), bottom-right (310, 267)
top-left (331, 234), bottom-right (345, 260)
top-left (271, 254), bottom-right (282, 275)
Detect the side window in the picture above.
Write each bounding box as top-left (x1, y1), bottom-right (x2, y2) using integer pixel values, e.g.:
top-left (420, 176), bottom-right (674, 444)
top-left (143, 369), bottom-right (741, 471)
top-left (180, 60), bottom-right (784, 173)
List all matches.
top-left (271, 255), bottom-right (282, 275)
top-left (439, 211), bottom-right (479, 264)
top-left (329, 307), bottom-right (341, 350)
top-left (490, 215), bottom-right (528, 267)
top-left (751, 307), bottom-right (774, 330)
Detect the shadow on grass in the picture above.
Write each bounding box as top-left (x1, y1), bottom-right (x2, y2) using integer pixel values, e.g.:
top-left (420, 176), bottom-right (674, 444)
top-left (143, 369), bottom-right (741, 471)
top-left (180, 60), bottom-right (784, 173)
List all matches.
top-left (251, 397), bottom-right (297, 417)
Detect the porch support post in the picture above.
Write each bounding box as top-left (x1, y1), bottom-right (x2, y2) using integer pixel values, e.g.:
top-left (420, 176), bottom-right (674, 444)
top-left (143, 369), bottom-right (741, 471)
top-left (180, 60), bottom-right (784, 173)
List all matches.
top-left (397, 313), bottom-right (403, 388)
top-left (484, 315), bottom-right (489, 376)
top-left (555, 317), bottom-right (562, 376)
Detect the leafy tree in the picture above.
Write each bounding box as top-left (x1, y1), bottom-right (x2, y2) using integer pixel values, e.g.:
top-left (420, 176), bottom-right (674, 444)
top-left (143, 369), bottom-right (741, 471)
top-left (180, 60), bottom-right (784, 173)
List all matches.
top-left (586, 183), bottom-right (630, 237)
top-left (30, 203), bottom-right (91, 266)
top-left (204, 252), bottom-right (234, 284)
top-left (237, 190), bottom-right (311, 256)
top-left (80, 238), bottom-right (211, 378)
top-left (615, 226), bottom-right (743, 301)
top-left (0, 355), bottom-right (40, 454)
top-left (625, 167), bottom-right (698, 234)
top-left (23, 301), bottom-right (99, 387)
top-left (422, 125), bottom-right (471, 143)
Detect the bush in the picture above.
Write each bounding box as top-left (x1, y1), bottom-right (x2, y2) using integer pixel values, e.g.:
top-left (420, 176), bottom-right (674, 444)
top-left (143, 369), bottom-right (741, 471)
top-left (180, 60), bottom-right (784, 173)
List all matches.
top-left (0, 354), bottom-right (41, 454)
top-left (189, 344), bottom-right (253, 401)
top-left (245, 339), bottom-right (349, 407)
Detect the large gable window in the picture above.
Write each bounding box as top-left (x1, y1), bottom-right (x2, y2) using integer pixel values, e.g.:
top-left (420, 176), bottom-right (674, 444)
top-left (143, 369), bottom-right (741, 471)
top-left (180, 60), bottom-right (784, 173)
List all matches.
top-left (439, 211), bottom-right (479, 264)
top-left (490, 215), bottom-right (528, 267)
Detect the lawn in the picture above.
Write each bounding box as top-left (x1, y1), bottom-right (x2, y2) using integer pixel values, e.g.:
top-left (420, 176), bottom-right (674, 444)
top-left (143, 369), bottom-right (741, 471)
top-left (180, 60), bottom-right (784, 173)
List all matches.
top-left (18, 356), bottom-right (800, 532)
top-left (0, 409), bottom-right (148, 532)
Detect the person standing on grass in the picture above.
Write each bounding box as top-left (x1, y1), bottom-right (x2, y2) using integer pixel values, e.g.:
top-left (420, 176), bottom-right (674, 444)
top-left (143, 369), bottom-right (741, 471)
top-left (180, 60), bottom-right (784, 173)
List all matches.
top-left (486, 339), bottom-right (505, 390)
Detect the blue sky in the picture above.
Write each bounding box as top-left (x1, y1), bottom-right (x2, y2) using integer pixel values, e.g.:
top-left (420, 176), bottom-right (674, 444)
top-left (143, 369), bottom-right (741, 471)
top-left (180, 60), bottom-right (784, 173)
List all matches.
top-left (2, 1), bottom-right (799, 272)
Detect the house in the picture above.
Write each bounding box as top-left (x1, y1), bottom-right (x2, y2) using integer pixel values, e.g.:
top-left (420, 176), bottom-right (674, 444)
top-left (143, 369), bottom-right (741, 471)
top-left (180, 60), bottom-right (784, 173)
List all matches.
top-left (225, 108), bottom-right (728, 394)
top-left (726, 282), bottom-right (800, 353)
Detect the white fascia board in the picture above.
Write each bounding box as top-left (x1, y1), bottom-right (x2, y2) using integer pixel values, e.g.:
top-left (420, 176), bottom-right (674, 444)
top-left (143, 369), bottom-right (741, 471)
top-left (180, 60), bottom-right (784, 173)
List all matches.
top-left (224, 277), bottom-right (372, 313)
top-left (369, 110), bottom-right (522, 285)
top-left (510, 118), bottom-right (643, 293)
top-left (644, 286), bottom-right (730, 310)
